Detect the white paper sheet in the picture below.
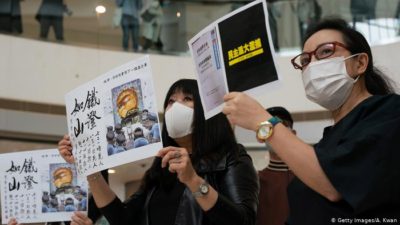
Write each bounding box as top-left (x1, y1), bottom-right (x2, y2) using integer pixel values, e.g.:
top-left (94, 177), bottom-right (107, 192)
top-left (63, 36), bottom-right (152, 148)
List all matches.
top-left (188, 0), bottom-right (282, 119)
top-left (65, 56), bottom-right (162, 176)
top-left (0, 149), bottom-right (88, 224)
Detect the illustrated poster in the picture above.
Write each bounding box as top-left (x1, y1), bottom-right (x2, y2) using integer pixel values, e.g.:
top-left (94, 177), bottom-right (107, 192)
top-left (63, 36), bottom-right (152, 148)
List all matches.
top-left (0, 149), bottom-right (88, 224)
top-left (65, 56), bottom-right (162, 176)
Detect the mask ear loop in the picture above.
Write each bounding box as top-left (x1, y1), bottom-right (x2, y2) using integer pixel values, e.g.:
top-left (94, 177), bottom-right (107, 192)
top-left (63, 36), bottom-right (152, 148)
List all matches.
top-left (344, 53), bottom-right (362, 83)
top-left (344, 53), bottom-right (362, 60)
top-left (352, 75), bottom-right (360, 83)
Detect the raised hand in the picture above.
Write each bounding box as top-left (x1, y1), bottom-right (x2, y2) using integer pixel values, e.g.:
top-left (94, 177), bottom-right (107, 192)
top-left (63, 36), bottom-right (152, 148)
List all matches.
top-left (7, 218), bottom-right (20, 225)
top-left (71, 212), bottom-right (93, 225)
top-left (158, 146), bottom-right (198, 185)
top-left (223, 92), bottom-right (270, 131)
top-left (58, 134), bottom-right (75, 164)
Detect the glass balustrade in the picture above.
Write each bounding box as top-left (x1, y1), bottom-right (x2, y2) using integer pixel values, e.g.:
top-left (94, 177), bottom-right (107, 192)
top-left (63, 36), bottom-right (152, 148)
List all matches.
top-left (0, 0), bottom-right (399, 56)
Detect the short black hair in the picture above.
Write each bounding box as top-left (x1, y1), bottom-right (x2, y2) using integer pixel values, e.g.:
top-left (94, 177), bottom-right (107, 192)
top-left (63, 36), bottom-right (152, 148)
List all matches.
top-left (267, 106), bottom-right (293, 127)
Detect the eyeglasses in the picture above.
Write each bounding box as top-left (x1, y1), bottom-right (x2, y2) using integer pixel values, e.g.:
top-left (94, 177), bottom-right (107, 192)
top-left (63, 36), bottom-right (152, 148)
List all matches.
top-left (291, 41), bottom-right (350, 70)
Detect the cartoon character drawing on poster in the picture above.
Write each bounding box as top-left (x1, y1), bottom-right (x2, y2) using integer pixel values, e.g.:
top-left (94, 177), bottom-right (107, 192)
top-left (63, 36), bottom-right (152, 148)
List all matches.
top-left (112, 79), bottom-right (144, 126)
top-left (106, 79), bottom-right (160, 156)
top-left (41, 163), bottom-right (87, 213)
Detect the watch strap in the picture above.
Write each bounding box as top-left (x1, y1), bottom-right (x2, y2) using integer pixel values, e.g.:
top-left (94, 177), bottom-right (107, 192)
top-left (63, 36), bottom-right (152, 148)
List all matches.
top-left (269, 116), bottom-right (283, 126)
top-left (192, 191), bottom-right (204, 198)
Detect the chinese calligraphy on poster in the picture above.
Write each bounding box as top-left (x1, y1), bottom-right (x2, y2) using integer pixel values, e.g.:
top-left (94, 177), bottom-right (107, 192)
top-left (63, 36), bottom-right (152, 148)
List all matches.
top-left (65, 56), bottom-right (162, 176)
top-left (0, 149), bottom-right (88, 224)
top-left (188, 0), bottom-right (281, 119)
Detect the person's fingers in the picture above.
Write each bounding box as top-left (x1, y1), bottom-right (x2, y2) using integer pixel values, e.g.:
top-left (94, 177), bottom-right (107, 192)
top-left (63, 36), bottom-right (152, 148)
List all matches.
top-left (169, 161), bottom-right (183, 173)
top-left (64, 134), bottom-right (70, 140)
top-left (59, 148), bottom-right (71, 155)
top-left (72, 213), bottom-right (87, 225)
top-left (59, 148), bottom-right (74, 162)
top-left (157, 147), bottom-right (168, 157)
top-left (161, 149), bottom-right (181, 168)
top-left (169, 164), bottom-right (176, 173)
top-left (223, 92), bottom-right (240, 101)
top-left (222, 103), bottom-right (236, 115)
top-left (169, 156), bottom-right (194, 184)
top-left (85, 217), bottom-right (93, 225)
top-left (74, 211), bottom-right (87, 219)
top-left (67, 157), bottom-right (75, 163)
top-left (169, 149), bottom-right (189, 168)
top-left (157, 146), bottom-right (177, 157)
top-left (8, 218), bottom-right (18, 225)
top-left (58, 138), bottom-right (64, 147)
top-left (58, 137), bottom-right (71, 147)
top-left (169, 157), bottom-right (182, 164)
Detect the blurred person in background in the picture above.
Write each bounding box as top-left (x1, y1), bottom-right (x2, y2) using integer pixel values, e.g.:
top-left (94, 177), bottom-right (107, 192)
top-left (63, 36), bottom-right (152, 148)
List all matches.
top-left (256, 107), bottom-right (296, 225)
top-left (140, 0), bottom-right (163, 51)
top-left (117, 0), bottom-right (143, 51)
top-left (0, 0), bottom-right (23, 34)
top-left (36, 0), bottom-right (72, 41)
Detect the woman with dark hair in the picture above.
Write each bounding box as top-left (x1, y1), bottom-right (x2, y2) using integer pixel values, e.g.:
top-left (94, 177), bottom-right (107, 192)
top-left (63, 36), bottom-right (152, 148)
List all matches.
top-left (223, 18), bottom-right (400, 224)
top-left (58, 79), bottom-right (259, 225)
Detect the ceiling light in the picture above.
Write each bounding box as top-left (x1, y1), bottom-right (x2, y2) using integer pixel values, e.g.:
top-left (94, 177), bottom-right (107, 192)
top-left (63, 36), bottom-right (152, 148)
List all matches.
top-left (95, 5), bottom-right (106, 14)
top-left (108, 169), bottom-right (116, 174)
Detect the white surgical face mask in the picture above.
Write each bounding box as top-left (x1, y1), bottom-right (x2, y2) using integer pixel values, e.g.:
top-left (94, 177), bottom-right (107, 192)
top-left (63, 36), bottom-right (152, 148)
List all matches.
top-left (165, 102), bottom-right (194, 138)
top-left (302, 55), bottom-right (360, 111)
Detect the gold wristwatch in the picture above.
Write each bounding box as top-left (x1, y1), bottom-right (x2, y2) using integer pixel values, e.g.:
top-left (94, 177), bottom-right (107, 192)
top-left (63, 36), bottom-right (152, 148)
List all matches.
top-left (256, 116), bottom-right (282, 142)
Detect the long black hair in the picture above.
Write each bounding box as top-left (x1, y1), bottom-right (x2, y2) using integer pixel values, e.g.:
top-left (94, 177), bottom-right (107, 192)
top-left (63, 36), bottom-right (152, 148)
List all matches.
top-left (139, 79), bottom-right (238, 192)
top-left (303, 17), bottom-right (394, 95)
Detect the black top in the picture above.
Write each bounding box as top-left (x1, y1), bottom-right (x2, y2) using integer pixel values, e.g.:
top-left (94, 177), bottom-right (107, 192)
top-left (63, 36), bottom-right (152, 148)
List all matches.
top-left (287, 94), bottom-right (400, 225)
top-left (100, 145), bottom-right (259, 225)
top-left (149, 179), bottom-right (185, 225)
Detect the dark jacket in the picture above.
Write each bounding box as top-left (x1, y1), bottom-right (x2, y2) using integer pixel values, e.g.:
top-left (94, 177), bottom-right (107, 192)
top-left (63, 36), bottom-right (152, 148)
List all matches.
top-left (100, 145), bottom-right (259, 225)
top-left (350, 0), bottom-right (377, 20)
top-left (0, 0), bottom-right (21, 16)
top-left (37, 0), bottom-right (68, 17)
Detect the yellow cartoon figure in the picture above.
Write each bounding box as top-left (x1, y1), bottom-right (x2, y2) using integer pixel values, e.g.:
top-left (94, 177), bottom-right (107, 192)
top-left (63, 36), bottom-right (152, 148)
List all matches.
top-left (117, 88), bottom-right (138, 119)
top-left (53, 167), bottom-right (73, 189)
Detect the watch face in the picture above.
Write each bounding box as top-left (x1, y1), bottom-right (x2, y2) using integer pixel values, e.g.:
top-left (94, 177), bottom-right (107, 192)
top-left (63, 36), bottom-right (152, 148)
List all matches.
top-left (257, 125), bottom-right (272, 140)
top-left (200, 184), bottom-right (209, 194)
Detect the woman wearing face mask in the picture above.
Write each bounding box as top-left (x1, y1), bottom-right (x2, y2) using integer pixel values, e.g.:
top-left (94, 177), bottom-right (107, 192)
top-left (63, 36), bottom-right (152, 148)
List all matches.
top-left (58, 79), bottom-right (259, 225)
top-left (223, 18), bottom-right (400, 224)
